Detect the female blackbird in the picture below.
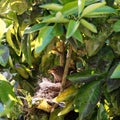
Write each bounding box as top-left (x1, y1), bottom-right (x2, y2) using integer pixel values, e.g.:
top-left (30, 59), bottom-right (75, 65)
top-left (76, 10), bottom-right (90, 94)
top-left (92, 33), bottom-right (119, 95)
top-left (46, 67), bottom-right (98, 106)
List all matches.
top-left (48, 66), bottom-right (64, 83)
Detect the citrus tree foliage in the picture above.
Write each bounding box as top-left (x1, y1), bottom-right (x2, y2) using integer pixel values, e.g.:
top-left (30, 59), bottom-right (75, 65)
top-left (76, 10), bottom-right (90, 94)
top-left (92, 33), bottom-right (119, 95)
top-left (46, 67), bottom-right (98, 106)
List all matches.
top-left (0, 0), bottom-right (120, 119)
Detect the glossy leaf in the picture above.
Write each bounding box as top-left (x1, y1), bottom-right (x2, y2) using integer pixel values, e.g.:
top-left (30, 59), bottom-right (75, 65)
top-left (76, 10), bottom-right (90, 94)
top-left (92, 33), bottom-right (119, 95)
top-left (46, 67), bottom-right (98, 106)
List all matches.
top-left (78, 0), bottom-right (85, 15)
top-left (40, 3), bottom-right (63, 11)
top-left (0, 45), bottom-right (9, 67)
top-left (24, 23), bottom-right (46, 34)
top-left (53, 86), bottom-right (77, 102)
top-left (81, 2), bottom-right (106, 17)
top-left (35, 26), bottom-right (54, 54)
top-left (75, 81), bottom-right (101, 120)
top-left (43, 12), bottom-right (69, 23)
top-left (113, 20), bottom-right (120, 32)
top-left (36, 98), bottom-right (52, 112)
top-left (85, 6), bottom-right (116, 18)
top-left (80, 19), bottom-right (97, 33)
top-left (66, 20), bottom-right (80, 39)
top-left (61, 1), bottom-right (78, 16)
top-left (111, 63), bottom-right (120, 79)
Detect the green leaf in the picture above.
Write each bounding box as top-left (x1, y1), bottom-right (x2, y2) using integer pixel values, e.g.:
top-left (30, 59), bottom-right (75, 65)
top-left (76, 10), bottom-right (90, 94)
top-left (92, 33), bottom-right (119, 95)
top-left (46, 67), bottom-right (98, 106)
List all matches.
top-left (0, 78), bottom-right (16, 116)
top-left (15, 63), bottom-right (29, 79)
top-left (21, 34), bottom-right (32, 66)
top-left (81, 2), bottom-right (106, 17)
top-left (0, 45), bottom-right (9, 67)
top-left (40, 3), bottom-right (63, 11)
top-left (0, 18), bottom-right (6, 40)
top-left (61, 1), bottom-right (78, 16)
top-left (66, 20), bottom-right (80, 39)
top-left (59, 0), bottom-right (74, 4)
top-left (24, 23), bottom-right (46, 34)
top-left (67, 70), bottom-right (101, 83)
top-left (53, 24), bottom-right (64, 36)
top-left (49, 108), bottom-right (64, 120)
top-left (97, 103), bottom-right (108, 120)
top-left (113, 20), bottom-right (120, 32)
top-left (85, 6), bottom-right (116, 18)
top-left (43, 12), bottom-right (69, 23)
top-left (73, 29), bottom-right (83, 43)
top-left (0, 79), bottom-right (15, 105)
top-left (80, 19), bottom-right (97, 33)
top-left (78, 0), bottom-right (85, 15)
top-left (111, 63), bottom-right (120, 79)
top-left (6, 25), bottom-right (21, 56)
top-left (75, 81), bottom-right (101, 120)
top-left (34, 26), bottom-right (54, 54)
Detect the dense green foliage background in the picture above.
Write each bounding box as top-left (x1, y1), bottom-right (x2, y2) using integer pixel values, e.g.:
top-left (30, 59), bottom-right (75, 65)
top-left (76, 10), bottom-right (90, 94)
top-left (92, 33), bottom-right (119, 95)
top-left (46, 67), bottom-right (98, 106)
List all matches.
top-left (0, 0), bottom-right (120, 120)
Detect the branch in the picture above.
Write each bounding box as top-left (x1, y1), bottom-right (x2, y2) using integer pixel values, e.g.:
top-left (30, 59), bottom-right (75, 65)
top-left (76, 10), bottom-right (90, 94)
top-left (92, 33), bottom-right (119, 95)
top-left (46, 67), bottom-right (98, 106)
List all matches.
top-left (59, 40), bottom-right (65, 67)
top-left (61, 43), bottom-right (72, 91)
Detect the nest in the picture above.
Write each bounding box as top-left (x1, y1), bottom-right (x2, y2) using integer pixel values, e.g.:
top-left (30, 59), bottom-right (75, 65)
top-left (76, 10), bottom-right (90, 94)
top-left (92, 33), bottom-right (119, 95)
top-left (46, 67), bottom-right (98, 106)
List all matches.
top-left (34, 78), bottom-right (62, 100)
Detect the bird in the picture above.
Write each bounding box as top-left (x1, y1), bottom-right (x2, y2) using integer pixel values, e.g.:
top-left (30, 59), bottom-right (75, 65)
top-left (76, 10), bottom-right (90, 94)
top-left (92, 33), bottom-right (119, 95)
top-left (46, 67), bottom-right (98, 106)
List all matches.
top-left (34, 66), bottom-right (64, 100)
top-left (48, 66), bottom-right (64, 83)
top-left (48, 66), bottom-right (72, 88)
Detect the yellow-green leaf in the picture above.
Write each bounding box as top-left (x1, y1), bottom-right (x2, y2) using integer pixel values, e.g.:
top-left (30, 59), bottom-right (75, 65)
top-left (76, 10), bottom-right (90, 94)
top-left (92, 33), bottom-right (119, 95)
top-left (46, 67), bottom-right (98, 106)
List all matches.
top-left (80, 19), bottom-right (97, 33)
top-left (61, 1), bottom-right (78, 16)
top-left (40, 3), bottom-right (63, 11)
top-left (10, 0), bottom-right (28, 15)
top-left (78, 0), bottom-right (85, 15)
top-left (6, 25), bottom-right (21, 56)
top-left (58, 101), bottom-right (74, 116)
top-left (35, 26), bottom-right (54, 54)
top-left (81, 2), bottom-right (106, 17)
top-left (66, 20), bottom-right (80, 39)
top-left (53, 86), bottom-right (77, 102)
top-left (0, 0), bottom-right (10, 14)
top-left (43, 12), bottom-right (69, 23)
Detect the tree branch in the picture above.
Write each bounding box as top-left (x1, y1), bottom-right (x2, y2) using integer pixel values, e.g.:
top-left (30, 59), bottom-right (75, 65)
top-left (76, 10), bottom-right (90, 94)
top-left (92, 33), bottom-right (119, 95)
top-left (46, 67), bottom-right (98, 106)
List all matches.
top-left (61, 43), bottom-right (72, 91)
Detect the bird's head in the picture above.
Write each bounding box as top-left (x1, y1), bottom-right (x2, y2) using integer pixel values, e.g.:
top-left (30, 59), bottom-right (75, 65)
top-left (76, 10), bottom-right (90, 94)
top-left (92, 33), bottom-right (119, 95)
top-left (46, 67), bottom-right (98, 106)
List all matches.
top-left (48, 66), bottom-right (64, 83)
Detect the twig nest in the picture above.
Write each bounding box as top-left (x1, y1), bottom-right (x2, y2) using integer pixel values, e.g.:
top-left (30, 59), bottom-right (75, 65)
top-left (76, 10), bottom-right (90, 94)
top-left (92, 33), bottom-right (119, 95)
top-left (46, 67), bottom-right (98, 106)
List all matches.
top-left (34, 78), bottom-right (62, 100)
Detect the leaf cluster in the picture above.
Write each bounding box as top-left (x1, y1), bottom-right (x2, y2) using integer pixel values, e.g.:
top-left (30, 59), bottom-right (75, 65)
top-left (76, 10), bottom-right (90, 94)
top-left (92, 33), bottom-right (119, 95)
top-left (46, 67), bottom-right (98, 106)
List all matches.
top-left (0, 0), bottom-right (120, 120)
